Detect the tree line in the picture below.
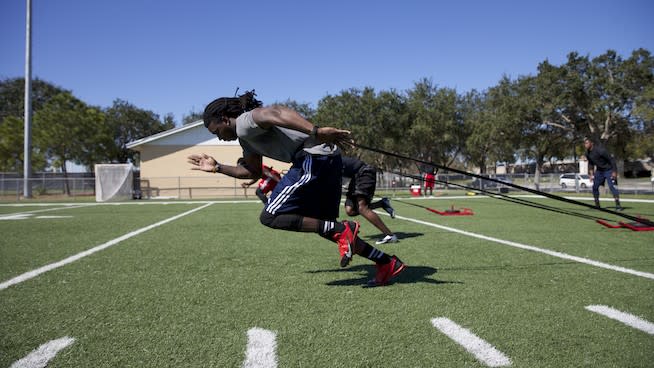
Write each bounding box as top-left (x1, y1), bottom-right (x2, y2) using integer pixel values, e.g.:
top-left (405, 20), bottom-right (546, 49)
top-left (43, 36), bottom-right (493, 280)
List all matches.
top-left (0, 79), bottom-right (175, 175)
top-left (308, 49), bottom-right (653, 182)
top-left (1, 49), bottom-right (652, 183)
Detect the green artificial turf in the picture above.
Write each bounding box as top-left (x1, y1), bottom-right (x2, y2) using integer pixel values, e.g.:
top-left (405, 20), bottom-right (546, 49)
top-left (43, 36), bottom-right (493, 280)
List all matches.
top-left (1, 197), bottom-right (652, 367)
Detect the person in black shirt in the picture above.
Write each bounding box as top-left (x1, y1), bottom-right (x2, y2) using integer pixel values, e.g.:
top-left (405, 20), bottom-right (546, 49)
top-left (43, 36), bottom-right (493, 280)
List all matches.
top-left (584, 137), bottom-right (623, 211)
top-left (342, 156), bottom-right (398, 244)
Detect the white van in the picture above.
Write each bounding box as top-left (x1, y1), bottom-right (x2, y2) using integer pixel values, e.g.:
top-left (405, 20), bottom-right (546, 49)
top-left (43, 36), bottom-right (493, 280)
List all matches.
top-left (559, 173), bottom-right (592, 189)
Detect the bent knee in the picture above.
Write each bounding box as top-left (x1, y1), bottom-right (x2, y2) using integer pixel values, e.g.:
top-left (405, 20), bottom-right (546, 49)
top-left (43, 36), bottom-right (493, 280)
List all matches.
top-left (259, 211), bottom-right (304, 231)
top-left (345, 207), bottom-right (358, 216)
top-left (260, 210), bottom-right (275, 228)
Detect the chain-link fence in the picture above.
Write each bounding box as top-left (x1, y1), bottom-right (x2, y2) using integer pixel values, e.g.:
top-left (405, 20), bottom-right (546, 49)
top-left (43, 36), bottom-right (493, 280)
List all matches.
top-left (2, 171), bottom-right (653, 201)
top-left (375, 172), bottom-right (654, 197)
top-left (0, 172), bottom-right (95, 200)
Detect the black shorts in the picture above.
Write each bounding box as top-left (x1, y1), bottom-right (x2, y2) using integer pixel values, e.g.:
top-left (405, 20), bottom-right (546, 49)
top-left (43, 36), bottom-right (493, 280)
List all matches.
top-left (345, 165), bottom-right (377, 208)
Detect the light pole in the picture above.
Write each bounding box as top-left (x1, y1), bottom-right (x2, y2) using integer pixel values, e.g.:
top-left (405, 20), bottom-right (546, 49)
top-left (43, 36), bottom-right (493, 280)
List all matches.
top-left (23, 0), bottom-right (33, 198)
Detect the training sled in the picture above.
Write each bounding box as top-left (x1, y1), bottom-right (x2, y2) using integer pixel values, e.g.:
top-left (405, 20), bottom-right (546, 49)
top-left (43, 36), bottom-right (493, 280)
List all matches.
top-left (426, 205), bottom-right (474, 216)
top-left (596, 218), bottom-right (654, 231)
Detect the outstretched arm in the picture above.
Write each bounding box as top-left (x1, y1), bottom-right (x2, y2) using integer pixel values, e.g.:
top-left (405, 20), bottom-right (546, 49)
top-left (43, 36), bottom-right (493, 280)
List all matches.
top-left (187, 153), bottom-right (262, 179)
top-left (251, 106), bottom-right (353, 147)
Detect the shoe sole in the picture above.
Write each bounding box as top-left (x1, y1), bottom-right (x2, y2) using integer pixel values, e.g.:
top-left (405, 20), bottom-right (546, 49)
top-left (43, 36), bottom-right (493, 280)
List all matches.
top-left (375, 238), bottom-right (398, 245)
top-left (391, 261), bottom-right (406, 279)
top-left (339, 222), bottom-right (360, 268)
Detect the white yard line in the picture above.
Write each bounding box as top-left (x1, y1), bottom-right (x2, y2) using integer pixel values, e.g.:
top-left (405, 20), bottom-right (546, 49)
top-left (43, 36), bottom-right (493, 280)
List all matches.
top-left (0, 200), bottom-right (260, 207)
top-left (0, 203), bottom-right (213, 291)
top-left (242, 328), bottom-right (277, 368)
top-left (0, 204), bottom-right (95, 220)
top-left (431, 318), bottom-right (511, 367)
top-left (390, 213), bottom-right (654, 280)
top-left (585, 305), bottom-right (654, 335)
top-left (10, 336), bottom-right (75, 368)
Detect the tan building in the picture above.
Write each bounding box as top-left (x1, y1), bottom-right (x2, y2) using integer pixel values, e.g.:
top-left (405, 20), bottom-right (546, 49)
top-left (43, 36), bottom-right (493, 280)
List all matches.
top-left (126, 121), bottom-right (290, 199)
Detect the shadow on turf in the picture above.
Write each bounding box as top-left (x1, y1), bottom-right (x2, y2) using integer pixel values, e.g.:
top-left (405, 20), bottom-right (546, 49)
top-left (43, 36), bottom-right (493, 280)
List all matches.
top-left (365, 231), bottom-right (425, 243)
top-left (308, 265), bottom-right (462, 287)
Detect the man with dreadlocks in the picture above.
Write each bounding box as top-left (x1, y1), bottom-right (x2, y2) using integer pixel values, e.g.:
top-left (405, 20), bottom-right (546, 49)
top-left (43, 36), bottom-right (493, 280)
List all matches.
top-left (187, 91), bottom-right (406, 287)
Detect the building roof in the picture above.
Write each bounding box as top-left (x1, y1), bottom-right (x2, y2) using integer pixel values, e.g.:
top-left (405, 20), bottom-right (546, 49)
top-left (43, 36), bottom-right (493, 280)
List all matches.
top-left (126, 120), bottom-right (239, 151)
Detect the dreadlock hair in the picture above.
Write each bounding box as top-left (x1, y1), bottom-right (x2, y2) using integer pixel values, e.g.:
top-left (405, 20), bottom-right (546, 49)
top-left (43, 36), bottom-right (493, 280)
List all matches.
top-left (203, 90), bottom-right (263, 128)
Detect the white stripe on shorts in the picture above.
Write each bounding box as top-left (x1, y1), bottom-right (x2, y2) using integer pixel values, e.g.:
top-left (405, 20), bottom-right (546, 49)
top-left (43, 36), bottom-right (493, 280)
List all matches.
top-left (266, 155), bottom-right (313, 214)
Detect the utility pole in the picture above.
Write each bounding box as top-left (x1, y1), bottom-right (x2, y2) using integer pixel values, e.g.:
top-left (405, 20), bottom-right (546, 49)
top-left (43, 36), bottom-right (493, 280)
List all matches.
top-left (23, 0), bottom-right (33, 198)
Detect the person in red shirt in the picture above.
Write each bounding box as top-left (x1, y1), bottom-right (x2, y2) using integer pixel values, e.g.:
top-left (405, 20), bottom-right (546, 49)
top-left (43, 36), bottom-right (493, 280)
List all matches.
top-left (423, 169), bottom-right (436, 197)
top-left (242, 164), bottom-right (282, 204)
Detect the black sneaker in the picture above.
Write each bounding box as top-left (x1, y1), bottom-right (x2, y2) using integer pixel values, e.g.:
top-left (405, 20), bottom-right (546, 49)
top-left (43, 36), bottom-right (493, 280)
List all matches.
top-left (381, 197), bottom-right (395, 219)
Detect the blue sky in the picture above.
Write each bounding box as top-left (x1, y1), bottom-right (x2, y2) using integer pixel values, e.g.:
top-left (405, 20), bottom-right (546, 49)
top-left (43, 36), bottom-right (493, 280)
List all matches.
top-left (1, 0), bottom-right (653, 125)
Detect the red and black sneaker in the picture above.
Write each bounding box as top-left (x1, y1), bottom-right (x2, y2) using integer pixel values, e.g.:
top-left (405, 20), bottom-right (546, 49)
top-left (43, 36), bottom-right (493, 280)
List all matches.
top-left (367, 255), bottom-right (406, 287)
top-left (332, 220), bottom-right (360, 268)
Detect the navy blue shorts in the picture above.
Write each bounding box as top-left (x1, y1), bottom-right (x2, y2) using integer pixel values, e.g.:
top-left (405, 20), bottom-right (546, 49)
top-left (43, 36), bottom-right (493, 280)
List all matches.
top-left (264, 152), bottom-right (342, 220)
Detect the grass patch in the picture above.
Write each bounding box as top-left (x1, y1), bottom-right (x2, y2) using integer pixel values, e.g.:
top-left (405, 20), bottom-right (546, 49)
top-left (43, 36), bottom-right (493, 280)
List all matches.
top-left (1, 198), bottom-right (653, 367)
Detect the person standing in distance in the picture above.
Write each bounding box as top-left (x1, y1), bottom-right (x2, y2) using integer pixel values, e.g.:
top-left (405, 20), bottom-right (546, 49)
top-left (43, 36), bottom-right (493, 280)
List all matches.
top-left (187, 91), bottom-right (406, 287)
top-left (423, 168), bottom-right (436, 197)
top-left (583, 137), bottom-right (623, 211)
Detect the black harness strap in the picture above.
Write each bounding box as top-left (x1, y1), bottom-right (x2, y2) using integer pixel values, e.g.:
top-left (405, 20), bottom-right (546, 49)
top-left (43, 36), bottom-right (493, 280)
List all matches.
top-left (354, 143), bottom-right (653, 226)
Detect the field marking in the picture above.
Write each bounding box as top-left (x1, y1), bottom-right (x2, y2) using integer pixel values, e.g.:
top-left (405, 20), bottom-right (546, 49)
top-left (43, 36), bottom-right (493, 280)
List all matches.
top-left (0, 214), bottom-right (74, 220)
top-left (0, 196), bottom-right (652, 207)
top-left (0, 204), bottom-right (93, 220)
top-left (431, 318), bottom-right (511, 367)
top-left (392, 213), bottom-right (654, 280)
top-left (10, 336), bottom-right (75, 368)
top-left (0, 200), bottom-right (261, 207)
top-left (0, 203), bottom-right (213, 291)
top-left (0, 214), bottom-right (31, 220)
top-left (243, 328), bottom-right (277, 368)
top-left (585, 305), bottom-right (654, 335)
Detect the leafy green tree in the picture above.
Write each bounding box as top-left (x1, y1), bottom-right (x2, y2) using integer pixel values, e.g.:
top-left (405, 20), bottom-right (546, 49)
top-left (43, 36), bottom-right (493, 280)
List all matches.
top-left (314, 87), bottom-right (379, 161)
top-left (405, 79), bottom-right (465, 171)
top-left (0, 78), bottom-right (68, 173)
top-left (274, 99), bottom-right (316, 120)
top-left (628, 85), bottom-right (654, 158)
top-left (0, 78), bottom-right (68, 123)
top-left (460, 90), bottom-right (494, 174)
top-left (163, 113), bottom-right (176, 128)
top-left (0, 116), bottom-right (46, 172)
top-left (182, 110), bottom-right (203, 125)
top-left (547, 50), bottom-right (653, 172)
top-left (461, 79), bottom-right (520, 175)
top-left (34, 92), bottom-right (104, 194)
top-left (368, 89), bottom-right (411, 171)
top-left (314, 87), bottom-right (409, 170)
top-left (104, 99), bottom-right (175, 164)
top-left (511, 74), bottom-right (571, 187)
